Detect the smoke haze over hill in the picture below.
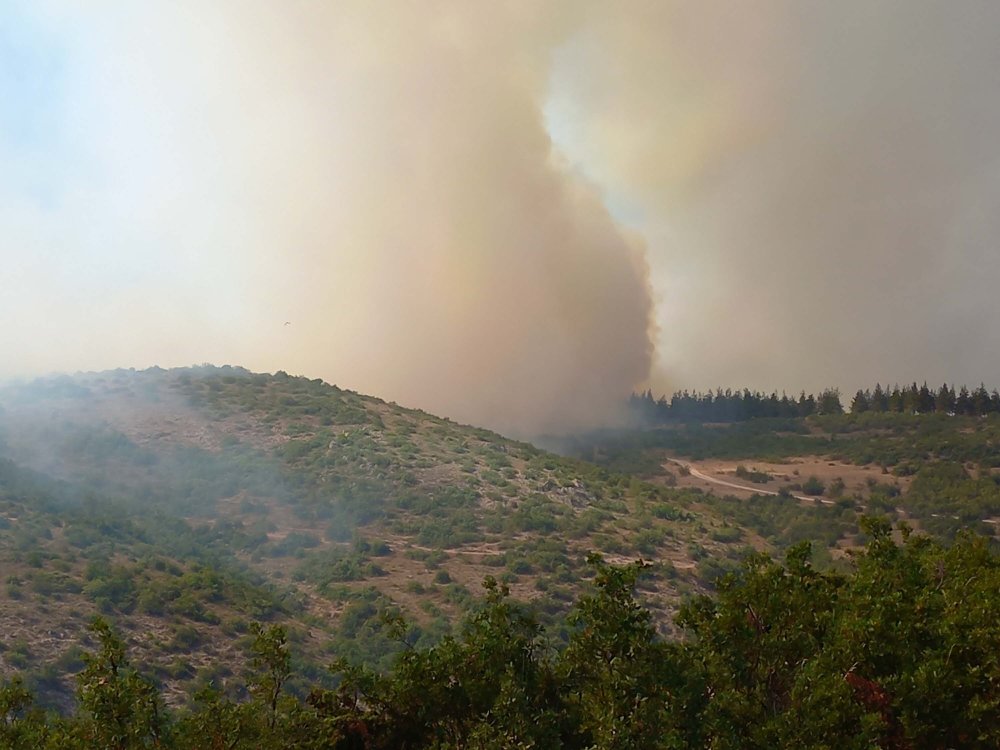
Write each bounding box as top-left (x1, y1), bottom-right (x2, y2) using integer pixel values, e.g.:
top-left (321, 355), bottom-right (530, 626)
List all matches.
top-left (3, 2), bottom-right (1000, 433)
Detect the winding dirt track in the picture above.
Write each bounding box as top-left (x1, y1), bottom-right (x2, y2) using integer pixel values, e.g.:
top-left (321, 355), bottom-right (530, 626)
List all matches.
top-left (666, 459), bottom-right (993, 526)
top-left (665, 458), bottom-right (836, 506)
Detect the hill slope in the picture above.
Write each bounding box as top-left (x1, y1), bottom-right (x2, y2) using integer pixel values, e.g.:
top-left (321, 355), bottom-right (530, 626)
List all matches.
top-left (0, 366), bottom-right (742, 706)
top-left (557, 411), bottom-right (1000, 553)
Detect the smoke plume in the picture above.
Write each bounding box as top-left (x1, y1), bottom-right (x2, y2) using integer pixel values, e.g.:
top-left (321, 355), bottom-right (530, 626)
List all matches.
top-left (1, 2), bottom-right (653, 435)
top-left (3, 1), bottom-right (1000, 432)
top-left (548, 1), bottom-right (1000, 395)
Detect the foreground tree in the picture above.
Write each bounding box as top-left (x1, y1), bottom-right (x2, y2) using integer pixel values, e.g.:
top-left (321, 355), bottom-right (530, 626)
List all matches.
top-left (560, 556), bottom-right (699, 749)
top-left (1, 676), bottom-right (54, 748)
top-left (678, 543), bottom-right (848, 748)
top-left (679, 520), bottom-right (1000, 748)
top-left (74, 617), bottom-right (166, 750)
top-left (318, 576), bottom-right (566, 749)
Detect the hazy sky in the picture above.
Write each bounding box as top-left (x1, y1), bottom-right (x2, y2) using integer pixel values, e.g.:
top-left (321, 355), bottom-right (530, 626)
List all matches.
top-left (3, 1), bottom-right (999, 434)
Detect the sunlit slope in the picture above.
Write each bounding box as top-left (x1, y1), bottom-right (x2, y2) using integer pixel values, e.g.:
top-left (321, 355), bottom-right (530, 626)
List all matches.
top-left (560, 412), bottom-right (1000, 548)
top-left (0, 366), bottom-right (742, 706)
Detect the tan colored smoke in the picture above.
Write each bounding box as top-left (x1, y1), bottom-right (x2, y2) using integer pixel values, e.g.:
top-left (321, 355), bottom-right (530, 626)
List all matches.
top-left (5, 1), bottom-right (999, 429)
top-left (550, 1), bottom-right (1000, 393)
top-left (1, 2), bottom-right (654, 435)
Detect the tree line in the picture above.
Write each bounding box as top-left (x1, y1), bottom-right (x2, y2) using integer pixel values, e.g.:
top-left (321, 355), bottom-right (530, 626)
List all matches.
top-left (3, 522), bottom-right (999, 749)
top-left (631, 381), bottom-right (1000, 423)
top-left (628, 387), bottom-right (844, 423)
top-left (849, 382), bottom-right (1000, 416)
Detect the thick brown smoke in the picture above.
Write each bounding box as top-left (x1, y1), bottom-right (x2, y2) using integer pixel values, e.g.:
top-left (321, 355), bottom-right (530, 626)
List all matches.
top-left (1, 2), bottom-right (654, 435)
top-left (245, 3), bottom-right (656, 434)
top-left (551, 1), bottom-right (1000, 394)
top-left (4, 1), bottom-right (1000, 432)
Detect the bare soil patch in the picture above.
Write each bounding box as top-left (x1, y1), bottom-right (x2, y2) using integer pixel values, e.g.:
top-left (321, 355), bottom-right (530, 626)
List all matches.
top-left (669, 456), bottom-right (910, 500)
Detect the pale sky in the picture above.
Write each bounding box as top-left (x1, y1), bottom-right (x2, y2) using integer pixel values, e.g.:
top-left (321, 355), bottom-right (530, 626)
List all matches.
top-left (3, 1), bottom-right (1000, 434)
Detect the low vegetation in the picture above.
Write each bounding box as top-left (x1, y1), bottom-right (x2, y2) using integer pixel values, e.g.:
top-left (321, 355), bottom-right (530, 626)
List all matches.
top-left (0, 367), bottom-right (735, 705)
top-left (2, 523), bottom-right (998, 749)
top-left (3, 367), bottom-right (999, 742)
top-left (563, 402), bottom-right (1000, 551)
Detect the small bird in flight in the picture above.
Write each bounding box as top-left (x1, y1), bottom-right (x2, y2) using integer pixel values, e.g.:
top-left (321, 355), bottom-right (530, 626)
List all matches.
top-left (284, 321), bottom-right (292, 326)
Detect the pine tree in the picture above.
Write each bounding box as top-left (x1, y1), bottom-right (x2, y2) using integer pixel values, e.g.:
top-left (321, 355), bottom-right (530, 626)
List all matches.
top-left (850, 389), bottom-right (870, 414)
top-left (956, 386), bottom-right (973, 415)
top-left (935, 383), bottom-right (955, 414)
top-left (973, 384), bottom-right (991, 416)
top-left (817, 389), bottom-right (843, 415)
top-left (870, 383), bottom-right (888, 412)
top-left (888, 385), bottom-right (904, 412)
top-left (917, 382), bottom-right (934, 413)
top-left (798, 392), bottom-right (816, 417)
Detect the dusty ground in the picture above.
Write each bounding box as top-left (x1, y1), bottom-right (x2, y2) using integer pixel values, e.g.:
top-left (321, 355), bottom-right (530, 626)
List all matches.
top-left (667, 456), bottom-right (910, 501)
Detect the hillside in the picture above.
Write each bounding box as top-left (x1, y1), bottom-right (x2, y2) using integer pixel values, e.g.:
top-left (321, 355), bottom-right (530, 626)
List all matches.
top-left (3, 367), bottom-right (999, 747)
top-left (557, 411), bottom-right (1000, 556)
top-left (5, 527), bottom-right (1000, 748)
top-left (0, 366), bottom-right (745, 707)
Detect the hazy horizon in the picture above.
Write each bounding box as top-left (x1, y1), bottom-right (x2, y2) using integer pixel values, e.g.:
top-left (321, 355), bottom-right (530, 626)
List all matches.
top-left (4, 1), bottom-right (1000, 434)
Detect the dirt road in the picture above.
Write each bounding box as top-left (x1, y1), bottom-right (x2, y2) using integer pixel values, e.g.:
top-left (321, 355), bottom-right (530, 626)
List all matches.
top-left (666, 458), bottom-right (836, 506)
